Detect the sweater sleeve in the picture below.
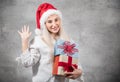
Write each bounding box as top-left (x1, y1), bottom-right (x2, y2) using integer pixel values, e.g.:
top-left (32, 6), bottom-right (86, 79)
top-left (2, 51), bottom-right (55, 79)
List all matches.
top-left (16, 38), bottom-right (41, 67)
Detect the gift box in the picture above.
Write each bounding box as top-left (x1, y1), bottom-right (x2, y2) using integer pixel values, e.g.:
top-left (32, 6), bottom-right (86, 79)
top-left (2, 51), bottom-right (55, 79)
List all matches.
top-left (52, 39), bottom-right (79, 75)
top-left (52, 55), bottom-right (78, 75)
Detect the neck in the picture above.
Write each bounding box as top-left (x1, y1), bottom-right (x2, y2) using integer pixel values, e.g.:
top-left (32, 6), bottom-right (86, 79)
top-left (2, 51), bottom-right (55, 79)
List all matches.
top-left (50, 33), bottom-right (58, 40)
top-left (51, 33), bottom-right (56, 38)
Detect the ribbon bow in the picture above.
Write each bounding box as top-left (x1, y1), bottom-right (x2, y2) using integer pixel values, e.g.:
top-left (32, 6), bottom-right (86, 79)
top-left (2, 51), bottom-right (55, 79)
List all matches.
top-left (58, 41), bottom-right (78, 56)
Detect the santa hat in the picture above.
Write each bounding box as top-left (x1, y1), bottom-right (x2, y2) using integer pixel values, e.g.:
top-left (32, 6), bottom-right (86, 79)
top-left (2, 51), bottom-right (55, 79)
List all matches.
top-left (35, 3), bottom-right (62, 35)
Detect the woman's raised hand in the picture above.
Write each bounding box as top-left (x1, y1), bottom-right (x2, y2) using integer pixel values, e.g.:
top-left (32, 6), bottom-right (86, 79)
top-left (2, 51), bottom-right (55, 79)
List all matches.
top-left (18, 25), bottom-right (32, 52)
top-left (18, 25), bottom-right (32, 42)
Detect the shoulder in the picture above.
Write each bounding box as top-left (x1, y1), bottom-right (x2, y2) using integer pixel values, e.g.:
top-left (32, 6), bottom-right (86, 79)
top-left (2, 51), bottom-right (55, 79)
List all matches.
top-left (29, 36), bottom-right (43, 48)
top-left (29, 36), bottom-right (40, 44)
top-left (34, 36), bottom-right (42, 42)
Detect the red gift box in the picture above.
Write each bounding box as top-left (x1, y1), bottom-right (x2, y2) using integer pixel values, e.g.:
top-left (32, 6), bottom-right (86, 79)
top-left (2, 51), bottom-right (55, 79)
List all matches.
top-left (52, 55), bottom-right (78, 75)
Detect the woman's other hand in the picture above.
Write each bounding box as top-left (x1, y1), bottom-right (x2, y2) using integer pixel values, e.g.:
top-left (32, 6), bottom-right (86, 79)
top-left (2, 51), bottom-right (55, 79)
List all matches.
top-left (64, 66), bottom-right (82, 79)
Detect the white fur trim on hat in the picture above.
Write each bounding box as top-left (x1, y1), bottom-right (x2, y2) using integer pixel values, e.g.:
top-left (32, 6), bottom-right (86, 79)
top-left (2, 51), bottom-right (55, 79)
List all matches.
top-left (35, 28), bottom-right (42, 36)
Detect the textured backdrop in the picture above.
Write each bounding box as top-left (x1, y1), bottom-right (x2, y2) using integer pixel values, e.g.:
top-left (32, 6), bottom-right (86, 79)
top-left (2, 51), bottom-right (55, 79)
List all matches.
top-left (0, 0), bottom-right (120, 82)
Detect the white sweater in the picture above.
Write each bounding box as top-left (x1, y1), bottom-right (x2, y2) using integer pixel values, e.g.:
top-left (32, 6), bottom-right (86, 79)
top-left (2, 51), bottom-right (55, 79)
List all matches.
top-left (17, 36), bottom-right (84, 82)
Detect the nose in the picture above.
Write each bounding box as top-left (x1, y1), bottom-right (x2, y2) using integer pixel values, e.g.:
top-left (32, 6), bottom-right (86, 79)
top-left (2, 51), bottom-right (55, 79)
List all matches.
top-left (51, 21), bottom-right (57, 28)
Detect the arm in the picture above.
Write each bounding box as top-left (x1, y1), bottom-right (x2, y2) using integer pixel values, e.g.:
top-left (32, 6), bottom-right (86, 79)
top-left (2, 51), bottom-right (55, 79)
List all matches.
top-left (18, 25), bottom-right (31, 53)
top-left (17, 25), bottom-right (40, 67)
top-left (19, 39), bottom-right (41, 67)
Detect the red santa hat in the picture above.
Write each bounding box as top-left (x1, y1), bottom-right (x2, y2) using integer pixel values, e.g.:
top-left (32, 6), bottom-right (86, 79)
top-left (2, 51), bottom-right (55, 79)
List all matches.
top-left (35, 3), bottom-right (62, 35)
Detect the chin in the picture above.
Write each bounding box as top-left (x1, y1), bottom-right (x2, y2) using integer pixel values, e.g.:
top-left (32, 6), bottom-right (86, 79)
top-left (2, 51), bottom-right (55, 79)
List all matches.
top-left (52, 31), bottom-right (59, 34)
top-left (52, 30), bottom-right (59, 34)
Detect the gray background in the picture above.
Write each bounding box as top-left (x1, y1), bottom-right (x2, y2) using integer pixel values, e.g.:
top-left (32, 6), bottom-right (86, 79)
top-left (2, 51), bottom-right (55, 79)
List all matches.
top-left (0, 0), bottom-right (120, 82)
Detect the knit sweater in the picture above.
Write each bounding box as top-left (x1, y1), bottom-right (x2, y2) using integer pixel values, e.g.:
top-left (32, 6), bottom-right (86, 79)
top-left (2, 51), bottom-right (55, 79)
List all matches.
top-left (17, 36), bottom-right (84, 82)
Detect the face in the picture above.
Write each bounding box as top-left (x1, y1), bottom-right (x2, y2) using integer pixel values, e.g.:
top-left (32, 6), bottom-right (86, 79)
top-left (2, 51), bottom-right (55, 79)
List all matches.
top-left (45, 14), bottom-right (61, 35)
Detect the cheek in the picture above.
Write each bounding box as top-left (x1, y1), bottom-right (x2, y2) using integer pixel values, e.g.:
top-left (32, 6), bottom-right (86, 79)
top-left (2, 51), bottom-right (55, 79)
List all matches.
top-left (46, 23), bottom-right (51, 29)
top-left (58, 21), bottom-right (61, 26)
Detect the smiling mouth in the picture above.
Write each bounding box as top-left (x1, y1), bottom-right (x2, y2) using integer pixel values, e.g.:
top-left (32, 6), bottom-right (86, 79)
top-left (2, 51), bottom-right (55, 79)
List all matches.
top-left (53, 28), bottom-right (57, 30)
top-left (53, 27), bottom-right (59, 30)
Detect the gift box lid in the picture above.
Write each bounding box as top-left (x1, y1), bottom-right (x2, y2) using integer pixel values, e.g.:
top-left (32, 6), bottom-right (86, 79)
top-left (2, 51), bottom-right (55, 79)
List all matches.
top-left (54, 39), bottom-right (79, 58)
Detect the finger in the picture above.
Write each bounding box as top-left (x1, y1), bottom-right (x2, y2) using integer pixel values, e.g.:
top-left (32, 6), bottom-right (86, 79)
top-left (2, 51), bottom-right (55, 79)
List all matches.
top-left (68, 75), bottom-right (73, 78)
top-left (72, 65), bottom-right (76, 70)
top-left (18, 30), bottom-right (22, 36)
top-left (64, 70), bottom-right (67, 73)
top-left (23, 25), bottom-right (26, 32)
top-left (22, 27), bottom-right (24, 32)
top-left (27, 25), bottom-right (29, 32)
top-left (29, 32), bottom-right (32, 36)
top-left (24, 25), bottom-right (27, 32)
top-left (26, 25), bottom-right (28, 32)
top-left (64, 72), bottom-right (73, 75)
top-left (67, 75), bottom-right (74, 79)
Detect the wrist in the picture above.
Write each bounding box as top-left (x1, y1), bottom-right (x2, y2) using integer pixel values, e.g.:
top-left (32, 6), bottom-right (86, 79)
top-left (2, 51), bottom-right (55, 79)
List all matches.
top-left (21, 39), bottom-right (29, 53)
top-left (22, 38), bottom-right (29, 42)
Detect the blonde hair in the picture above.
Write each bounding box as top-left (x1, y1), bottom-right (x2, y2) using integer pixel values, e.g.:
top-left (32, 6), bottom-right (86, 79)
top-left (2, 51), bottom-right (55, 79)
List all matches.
top-left (40, 15), bottom-right (69, 61)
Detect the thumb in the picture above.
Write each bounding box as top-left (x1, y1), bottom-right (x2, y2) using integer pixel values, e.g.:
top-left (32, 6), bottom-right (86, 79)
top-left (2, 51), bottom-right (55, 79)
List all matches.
top-left (18, 30), bottom-right (22, 36)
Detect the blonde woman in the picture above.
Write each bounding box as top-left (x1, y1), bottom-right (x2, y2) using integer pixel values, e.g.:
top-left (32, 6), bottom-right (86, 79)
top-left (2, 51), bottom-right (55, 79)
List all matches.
top-left (17, 3), bottom-right (84, 82)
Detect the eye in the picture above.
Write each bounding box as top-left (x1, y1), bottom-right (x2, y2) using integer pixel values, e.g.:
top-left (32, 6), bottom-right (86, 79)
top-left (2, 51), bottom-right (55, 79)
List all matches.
top-left (55, 18), bottom-right (58, 22)
top-left (47, 20), bottom-right (52, 23)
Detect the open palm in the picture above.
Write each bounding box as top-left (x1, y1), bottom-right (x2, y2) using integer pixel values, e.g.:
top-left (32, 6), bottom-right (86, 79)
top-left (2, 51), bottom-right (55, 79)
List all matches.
top-left (18, 25), bottom-right (32, 41)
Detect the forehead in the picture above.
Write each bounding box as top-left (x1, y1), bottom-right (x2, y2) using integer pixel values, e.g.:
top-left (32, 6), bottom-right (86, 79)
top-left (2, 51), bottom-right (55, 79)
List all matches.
top-left (47, 14), bottom-right (60, 20)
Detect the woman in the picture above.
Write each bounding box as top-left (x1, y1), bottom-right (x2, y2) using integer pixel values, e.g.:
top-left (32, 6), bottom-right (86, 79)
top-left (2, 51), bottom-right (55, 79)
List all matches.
top-left (17, 3), bottom-right (84, 82)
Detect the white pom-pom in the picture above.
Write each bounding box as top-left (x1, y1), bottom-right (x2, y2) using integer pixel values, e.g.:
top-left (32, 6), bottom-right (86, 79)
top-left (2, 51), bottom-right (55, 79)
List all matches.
top-left (35, 28), bottom-right (42, 35)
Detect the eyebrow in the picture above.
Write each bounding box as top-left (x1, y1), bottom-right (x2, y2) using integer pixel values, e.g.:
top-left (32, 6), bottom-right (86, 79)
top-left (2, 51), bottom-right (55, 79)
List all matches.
top-left (48, 16), bottom-right (59, 20)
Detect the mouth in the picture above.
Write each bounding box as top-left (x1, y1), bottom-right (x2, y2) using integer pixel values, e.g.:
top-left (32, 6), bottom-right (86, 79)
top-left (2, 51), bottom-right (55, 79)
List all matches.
top-left (53, 28), bottom-right (58, 30)
top-left (52, 27), bottom-right (59, 31)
